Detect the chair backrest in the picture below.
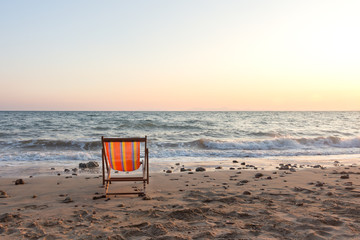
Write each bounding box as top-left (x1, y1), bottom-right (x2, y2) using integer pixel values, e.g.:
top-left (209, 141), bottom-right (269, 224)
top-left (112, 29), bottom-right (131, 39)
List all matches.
top-left (102, 137), bottom-right (146, 172)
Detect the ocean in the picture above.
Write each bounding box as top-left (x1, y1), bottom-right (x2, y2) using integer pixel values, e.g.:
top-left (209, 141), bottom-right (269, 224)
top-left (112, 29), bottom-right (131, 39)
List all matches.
top-left (0, 111), bottom-right (359, 176)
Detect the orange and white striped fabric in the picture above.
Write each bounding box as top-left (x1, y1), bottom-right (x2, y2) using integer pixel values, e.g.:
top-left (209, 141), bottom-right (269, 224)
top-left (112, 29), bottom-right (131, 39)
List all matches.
top-left (104, 141), bottom-right (141, 172)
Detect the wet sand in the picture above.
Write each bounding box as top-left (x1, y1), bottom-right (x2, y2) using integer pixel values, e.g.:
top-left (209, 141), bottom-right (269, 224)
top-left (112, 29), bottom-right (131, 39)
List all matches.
top-left (1, 164), bottom-right (360, 239)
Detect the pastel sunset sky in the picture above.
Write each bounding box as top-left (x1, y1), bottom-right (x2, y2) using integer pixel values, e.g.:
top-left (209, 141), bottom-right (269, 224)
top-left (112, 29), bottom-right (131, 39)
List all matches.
top-left (1, 0), bottom-right (359, 111)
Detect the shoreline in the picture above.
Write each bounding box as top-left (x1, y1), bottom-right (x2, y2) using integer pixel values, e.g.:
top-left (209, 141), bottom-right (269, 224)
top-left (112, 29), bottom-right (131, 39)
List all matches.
top-left (1, 164), bottom-right (360, 239)
top-left (1, 154), bottom-right (359, 179)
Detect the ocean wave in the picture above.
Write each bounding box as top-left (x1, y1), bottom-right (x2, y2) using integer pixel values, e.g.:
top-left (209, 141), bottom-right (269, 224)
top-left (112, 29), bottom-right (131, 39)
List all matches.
top-left (0, 139), bottom-right (101, 150)
top-left (0, 151), bottom-right (100, 162)
top-left (192, 136), bottom-right (360, 151)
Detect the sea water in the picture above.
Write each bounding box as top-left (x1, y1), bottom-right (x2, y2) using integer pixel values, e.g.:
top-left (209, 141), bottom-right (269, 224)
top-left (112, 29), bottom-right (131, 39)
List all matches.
top-left (0, 111), bottom-right (359, 176)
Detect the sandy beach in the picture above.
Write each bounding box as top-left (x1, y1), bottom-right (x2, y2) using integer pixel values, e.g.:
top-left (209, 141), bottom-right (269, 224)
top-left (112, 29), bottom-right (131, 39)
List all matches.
top-left (1, 163), bottom-right (360, 240)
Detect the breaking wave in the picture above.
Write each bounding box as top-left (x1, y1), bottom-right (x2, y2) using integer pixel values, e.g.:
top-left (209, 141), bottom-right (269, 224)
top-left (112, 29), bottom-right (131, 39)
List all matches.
top-left (194, 136), bottom-right (360, 150)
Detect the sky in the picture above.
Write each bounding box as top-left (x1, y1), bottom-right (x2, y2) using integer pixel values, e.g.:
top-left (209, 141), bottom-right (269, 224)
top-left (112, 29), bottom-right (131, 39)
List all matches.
top-left (0, 0), bottom-right (359, 111)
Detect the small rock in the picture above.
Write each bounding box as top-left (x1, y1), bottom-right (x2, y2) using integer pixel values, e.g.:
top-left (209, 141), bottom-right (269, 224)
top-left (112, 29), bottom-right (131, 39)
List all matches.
top-left (267, 176), bottom-right (272, 180)
top-left (229, 167), bottom-right (235, 170)
top-left (64, 169), bottom-right (70, 173)
top-left (290, 168), bottom-right (296, 172)
top-left (340, 175), bottom-right (349, 179)
top-left (233, 160), bottom-right (239, 163)
top-left (315, 182), bottom-right (324, 187)
top-left (196, 167), bottom-right (206, 172)
top-left (175, 163), bottom-right (180, 166)
top-left (63, 197), bottom-right (73, 203)
top-left (0, 190), bottom-right (8, 198)
top-left (117, 204), bottom-right (124, 207)
top-left (241, 162), bottom-right (246, 165)
top-left (79, 163), bottom-right (87, 169)
top-left (188, 172), bottom-right (194, 174)
top-left (50, 168), bottom-right (55, 170)
top-left (32, 195), bottom-right (37, 199)
top-left (326, 192), bottom-right (333, 196)
top-left (166, 170), bottom-right (172, 174)
top-left (15, 179), bottom-right (24, 185)
top-left (57, 173), bottom-right (61, 176)
top-left (87, 161), bottom-right (99, 168)
top-left (72, 168), bottom-right (78, 172)
top-left (243, 191), bottom-right (251, 195)
top-left (255, 173), bottom-right (263, 178)
top-left (215, 166), bottom-right (222, 170)
top-left (279, 166), bottom-right (289, 170)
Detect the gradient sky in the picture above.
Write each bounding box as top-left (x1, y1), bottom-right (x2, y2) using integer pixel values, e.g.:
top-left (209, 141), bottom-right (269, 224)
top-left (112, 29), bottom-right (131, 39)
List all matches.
top-left (1, 0), bottom-right (359, 111)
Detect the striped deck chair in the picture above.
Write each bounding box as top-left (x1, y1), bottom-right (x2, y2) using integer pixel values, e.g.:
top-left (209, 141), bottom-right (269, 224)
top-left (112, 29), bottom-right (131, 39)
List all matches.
top-left (101, 136), bottom-right (149, 196)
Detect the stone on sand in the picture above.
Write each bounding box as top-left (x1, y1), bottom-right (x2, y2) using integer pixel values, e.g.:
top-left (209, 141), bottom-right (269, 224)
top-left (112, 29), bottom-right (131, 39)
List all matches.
top-left (15, 179), bottom-right (24, 185)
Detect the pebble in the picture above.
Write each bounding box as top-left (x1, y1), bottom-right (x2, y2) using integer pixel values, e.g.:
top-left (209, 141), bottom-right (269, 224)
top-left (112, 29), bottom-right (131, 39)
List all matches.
top-left (63, 197), bottom-right (73, 203)
top-left (243, 191), bottom-right (251, 195)
top-left (195, 167), bottom-right (206, 172)
top-left (15, 179), bottom-right (24, 185)
top-left (255, 173), bottom-right (263, 178)
top-left (166, 170), bottom-right (172, 174)
top-left (233, 160), bottom-right (239, 163)
top-left (315, 182), bottom-right (324, 187)
top-left (0, 190), bottom-right (8, 198)
top-left (229, 167), bottom-right (235, 170)
top-left (340, 175), bottom-right (349, 179)
top-left (215, 166), bottom-right (222, 170)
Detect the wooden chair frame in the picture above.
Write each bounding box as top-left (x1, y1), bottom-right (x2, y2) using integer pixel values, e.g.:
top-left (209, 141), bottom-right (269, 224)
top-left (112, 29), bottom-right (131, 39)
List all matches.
top-left (102, 136), bottom-right (149, 196)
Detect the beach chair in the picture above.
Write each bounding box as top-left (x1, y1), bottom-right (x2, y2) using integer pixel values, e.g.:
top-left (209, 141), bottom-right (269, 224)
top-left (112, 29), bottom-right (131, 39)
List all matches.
top-left (101, 136), bottom-right (149, 196)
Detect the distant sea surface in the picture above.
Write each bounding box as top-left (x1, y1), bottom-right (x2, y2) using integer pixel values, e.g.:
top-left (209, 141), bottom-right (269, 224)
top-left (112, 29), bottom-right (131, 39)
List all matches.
top-left (0, 111), bottom-right (360, 172)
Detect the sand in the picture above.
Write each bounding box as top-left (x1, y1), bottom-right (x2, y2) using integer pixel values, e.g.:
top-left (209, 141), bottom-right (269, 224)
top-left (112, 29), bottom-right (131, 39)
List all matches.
top-left (1, 164), bottom-right (360, 240)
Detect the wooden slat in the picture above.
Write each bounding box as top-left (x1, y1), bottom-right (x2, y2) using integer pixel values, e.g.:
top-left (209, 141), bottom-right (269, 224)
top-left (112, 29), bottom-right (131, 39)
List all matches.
top-left (105, 177), bottom-right (145, 181)
top-left (102, 137), bottom-right (146, 142)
